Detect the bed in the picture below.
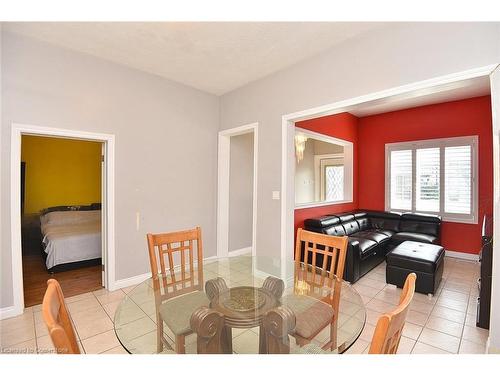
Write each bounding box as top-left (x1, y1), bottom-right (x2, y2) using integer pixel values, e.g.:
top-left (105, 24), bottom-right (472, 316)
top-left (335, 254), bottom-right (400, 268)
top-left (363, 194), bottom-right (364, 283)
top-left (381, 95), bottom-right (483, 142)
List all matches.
top-left (39, 205), bottom-right (102, 273)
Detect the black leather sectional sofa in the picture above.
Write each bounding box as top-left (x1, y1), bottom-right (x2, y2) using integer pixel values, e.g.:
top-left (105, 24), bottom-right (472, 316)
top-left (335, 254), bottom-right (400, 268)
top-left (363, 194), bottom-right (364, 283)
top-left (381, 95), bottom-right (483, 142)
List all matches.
top-left (304, 210), bottom-right (441, 283)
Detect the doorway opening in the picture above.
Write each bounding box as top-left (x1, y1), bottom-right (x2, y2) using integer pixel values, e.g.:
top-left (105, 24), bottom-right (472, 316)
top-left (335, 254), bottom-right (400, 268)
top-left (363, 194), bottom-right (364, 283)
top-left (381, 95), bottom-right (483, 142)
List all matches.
top-left (21, 135), bottom-right (104, 307)
top-left (217, 123), bottom-right (258, 258)
top-left (10, 123), bottom-right (115, 316)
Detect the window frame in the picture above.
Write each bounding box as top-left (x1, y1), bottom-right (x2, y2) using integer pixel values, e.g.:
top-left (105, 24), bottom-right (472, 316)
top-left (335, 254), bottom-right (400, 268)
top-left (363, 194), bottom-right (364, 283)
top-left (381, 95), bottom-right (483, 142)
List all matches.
top-left (317, 154), bottom-right (345, 201)
top-left (385, 135), bottom-right (478, 224)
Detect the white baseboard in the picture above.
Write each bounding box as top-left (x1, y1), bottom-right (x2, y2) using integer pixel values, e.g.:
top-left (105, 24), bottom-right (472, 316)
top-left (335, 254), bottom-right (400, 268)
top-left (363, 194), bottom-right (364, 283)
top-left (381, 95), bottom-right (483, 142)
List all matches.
top-left (111, 255), bottom-right (220, 291)
top-left (228, 247), bottom-right (252, 257)
top-left (0, 305), bottom-right (23, 320)
top-left (111, 272), bottom-right (152, 290)
top-left (445, 250), bottom-right (479, 262)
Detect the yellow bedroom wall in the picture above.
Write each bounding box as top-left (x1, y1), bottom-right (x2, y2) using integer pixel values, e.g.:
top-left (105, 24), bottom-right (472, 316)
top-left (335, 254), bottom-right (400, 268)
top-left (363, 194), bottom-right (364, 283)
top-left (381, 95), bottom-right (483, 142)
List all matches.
top-left (21, 135), bottom-right (102, 214)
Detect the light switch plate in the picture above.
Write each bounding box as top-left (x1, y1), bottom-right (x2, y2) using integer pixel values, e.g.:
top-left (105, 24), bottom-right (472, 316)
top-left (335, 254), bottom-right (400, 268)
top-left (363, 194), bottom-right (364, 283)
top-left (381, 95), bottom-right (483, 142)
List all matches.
top-left (272, 191), bottom-right (280, 200)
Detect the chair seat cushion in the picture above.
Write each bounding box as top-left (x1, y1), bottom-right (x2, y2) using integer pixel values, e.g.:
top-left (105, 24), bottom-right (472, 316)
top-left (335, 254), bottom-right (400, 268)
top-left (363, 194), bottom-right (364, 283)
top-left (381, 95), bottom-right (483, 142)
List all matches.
top-left (351, 230), bottom-right (390, 244)
top-left (391, 232), bottom-right (437, 245)
top-left (282, 295), bottom-right (334, 339)
top-left (159, 291), bottom-right (210, 336)
top-left (386, 240), bottom-right (445, 274)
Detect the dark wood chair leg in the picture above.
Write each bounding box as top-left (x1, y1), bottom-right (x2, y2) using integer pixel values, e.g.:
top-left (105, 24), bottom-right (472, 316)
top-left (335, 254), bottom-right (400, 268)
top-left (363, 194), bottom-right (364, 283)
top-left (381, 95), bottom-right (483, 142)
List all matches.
top-left (175, 334), bottom-right (186, 354)
top-left (258, 324), bottom-right (268, 354)
top-left (156, 313), bottom-right (164, 353)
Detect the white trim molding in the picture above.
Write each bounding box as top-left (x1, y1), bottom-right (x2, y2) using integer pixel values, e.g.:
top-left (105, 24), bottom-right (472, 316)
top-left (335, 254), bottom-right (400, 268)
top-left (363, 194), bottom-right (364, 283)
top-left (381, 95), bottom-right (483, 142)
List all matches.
top-left (228, 247), bottom-right (252, 257)
top-left (488, 64), bottom-right (500, 351)
top-left (281, 64), bottom-right (498, 281)
top-left (445, 250), bottom-right (480, 262)
top-left (217, 123), bottom-right (258, 258)
top-left (112, 272), bottom-right (152, 290)
top-left (105, 255), bottom-right (220, 291)
top-left (8, 123), bottom-right (116, 318)
top-left (0, 306), bottom-right (19, 320)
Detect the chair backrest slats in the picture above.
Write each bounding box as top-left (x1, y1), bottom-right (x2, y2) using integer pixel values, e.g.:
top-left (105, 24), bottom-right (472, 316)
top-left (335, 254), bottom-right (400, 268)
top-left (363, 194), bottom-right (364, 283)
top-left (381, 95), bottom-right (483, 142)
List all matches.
top-left (147, 227), bottom-right (203, 299)
top-left (294, 228), bottom-right (348, 282)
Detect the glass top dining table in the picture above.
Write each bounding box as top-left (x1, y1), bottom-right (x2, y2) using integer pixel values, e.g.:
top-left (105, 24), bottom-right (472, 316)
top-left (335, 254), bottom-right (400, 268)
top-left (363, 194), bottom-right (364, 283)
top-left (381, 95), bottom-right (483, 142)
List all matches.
top-left (114, 256), bottom-right (366, 354)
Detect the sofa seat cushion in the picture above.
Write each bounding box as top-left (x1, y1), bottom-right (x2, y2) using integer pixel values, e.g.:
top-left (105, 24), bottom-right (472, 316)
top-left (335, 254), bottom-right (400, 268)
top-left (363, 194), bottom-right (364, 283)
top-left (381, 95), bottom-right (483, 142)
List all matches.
top-left (351, 230), bottom-right (390, 244)
top-left (374, 229), bottom-right (396, 237)
top-left (349, 237), bottom-right (378, 259)
top-left (283, 294), bottom-right (334, 339)
top-left (386, 240), bottom-right (444, 274)
top-left (391, 232), bottom-right (437, 245)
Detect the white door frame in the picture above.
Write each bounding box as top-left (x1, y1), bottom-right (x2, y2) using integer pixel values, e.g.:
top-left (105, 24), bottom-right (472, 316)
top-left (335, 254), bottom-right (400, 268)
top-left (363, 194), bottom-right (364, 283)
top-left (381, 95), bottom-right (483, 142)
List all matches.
top-left (8, 123), bottom-right (115, 318)
top-left (489, 65), bottom-right (500, 353)
top-left (217, 123), bottom-right (258, 258)
top-left (281, 64), bottom-right (499, 280)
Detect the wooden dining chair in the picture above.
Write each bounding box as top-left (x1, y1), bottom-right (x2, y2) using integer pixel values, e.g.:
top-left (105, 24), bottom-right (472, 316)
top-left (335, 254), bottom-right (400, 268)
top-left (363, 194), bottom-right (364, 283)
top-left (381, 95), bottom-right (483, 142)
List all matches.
top-left (147, 227), bottom-right (209, 354)
top-left (368, 273), bottom-right (416, 354)
top-left (42, 279), bottom-right (80, 354)
top-left (289, 228), bottom-right (348, 349)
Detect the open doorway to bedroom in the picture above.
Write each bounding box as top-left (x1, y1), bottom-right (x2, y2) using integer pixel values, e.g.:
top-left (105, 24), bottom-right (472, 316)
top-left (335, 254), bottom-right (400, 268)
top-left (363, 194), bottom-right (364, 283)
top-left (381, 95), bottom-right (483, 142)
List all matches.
top-left (20, 135), bottom-right (104, 307)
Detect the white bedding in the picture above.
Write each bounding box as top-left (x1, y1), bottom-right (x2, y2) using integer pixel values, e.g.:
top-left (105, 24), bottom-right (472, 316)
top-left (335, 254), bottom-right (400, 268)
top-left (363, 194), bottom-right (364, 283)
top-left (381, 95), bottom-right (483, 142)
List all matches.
top-left (41, 210), bottom-right (102, 269)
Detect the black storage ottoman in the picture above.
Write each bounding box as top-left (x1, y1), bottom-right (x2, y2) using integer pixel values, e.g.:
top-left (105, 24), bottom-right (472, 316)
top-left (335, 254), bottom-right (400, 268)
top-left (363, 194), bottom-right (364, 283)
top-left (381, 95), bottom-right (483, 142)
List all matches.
top-left (386, 240), bottom-right (445, 295)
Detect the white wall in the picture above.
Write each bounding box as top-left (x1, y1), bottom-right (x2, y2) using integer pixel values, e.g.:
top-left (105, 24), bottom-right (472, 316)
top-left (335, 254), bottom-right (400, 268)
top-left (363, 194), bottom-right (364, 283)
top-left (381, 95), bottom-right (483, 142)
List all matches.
top-left (228, 132), bottom-right (254, 252)
top-left (220, 22), bottom-right (500, 261)
top-left (1, 32), bottom-right (220, 309)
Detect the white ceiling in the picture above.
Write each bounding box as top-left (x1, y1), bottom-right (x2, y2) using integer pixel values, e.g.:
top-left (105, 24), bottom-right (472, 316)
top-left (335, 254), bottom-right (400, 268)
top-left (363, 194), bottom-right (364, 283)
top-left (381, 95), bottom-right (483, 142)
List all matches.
top-left (4, 22), bottom-right (385, 95)
top-left (348, 76), bottom-right (491, 117)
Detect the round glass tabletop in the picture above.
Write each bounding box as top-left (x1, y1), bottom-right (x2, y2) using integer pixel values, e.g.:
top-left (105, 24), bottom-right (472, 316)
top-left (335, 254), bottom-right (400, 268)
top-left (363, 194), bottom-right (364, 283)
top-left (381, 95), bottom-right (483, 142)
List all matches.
top-left (114, 256), bottom-right (366, 354)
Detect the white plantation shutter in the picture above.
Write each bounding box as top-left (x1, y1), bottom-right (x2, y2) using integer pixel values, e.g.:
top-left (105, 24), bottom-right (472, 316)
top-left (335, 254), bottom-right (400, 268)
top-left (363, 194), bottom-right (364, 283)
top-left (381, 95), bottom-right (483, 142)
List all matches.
top-left (445, 145), bottom-right (472, 214)
top-left (416, 148), bottom-right (440, 212)
top-left (390, 150), bottom-right (412, 210)
top-left (386, 136), bottom-right (477, 224)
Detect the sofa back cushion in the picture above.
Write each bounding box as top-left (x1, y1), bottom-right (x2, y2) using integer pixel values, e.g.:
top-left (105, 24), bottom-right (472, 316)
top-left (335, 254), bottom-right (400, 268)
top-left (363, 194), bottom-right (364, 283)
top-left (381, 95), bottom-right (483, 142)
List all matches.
top-left (304, 215), bottom-right (345, 236)
top-left (337, 214), bottom-right (360, 235)
top-left (399, 213), bottom-right (441, 237)
top-left (354, 212), bottom-right (370, 231)
top-left (325, 224), bottom-right (347, 236)
top-left (366, 211), bottom-right (401, 232)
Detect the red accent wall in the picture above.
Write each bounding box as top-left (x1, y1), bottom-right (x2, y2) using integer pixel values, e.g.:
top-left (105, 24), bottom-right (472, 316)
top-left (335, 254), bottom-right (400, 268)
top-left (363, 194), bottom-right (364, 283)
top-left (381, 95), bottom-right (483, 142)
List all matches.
top-left (294, 113), bottom-right (359, 238)
top-left (293, 96), bottom-right (492, 255)
top-left (358, 96), bottom-right (492, 254)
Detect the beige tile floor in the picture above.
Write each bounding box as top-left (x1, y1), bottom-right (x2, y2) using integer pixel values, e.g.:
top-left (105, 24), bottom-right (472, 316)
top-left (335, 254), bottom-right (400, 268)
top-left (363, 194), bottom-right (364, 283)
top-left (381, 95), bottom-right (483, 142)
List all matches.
top-left (0, 256), bottom-right (488, 354)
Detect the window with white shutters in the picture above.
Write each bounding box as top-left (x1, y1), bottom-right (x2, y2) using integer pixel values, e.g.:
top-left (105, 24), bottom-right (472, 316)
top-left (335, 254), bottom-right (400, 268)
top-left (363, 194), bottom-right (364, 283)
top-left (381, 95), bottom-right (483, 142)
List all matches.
top-left (445, 145), bottom-right (472, 214)
top-left (416, 148), bottom-right (440, 212)
top-left (390, 150), bottom-right (412, 210)
top-left (386, 136), bottom-right (477, 224)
